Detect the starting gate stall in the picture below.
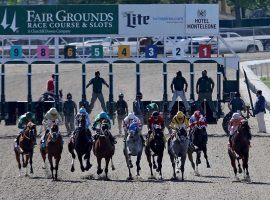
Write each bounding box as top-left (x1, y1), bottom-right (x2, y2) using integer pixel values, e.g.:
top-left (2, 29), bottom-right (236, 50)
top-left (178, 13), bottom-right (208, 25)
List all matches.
top-left (0, 4), bottom-right (240, 129)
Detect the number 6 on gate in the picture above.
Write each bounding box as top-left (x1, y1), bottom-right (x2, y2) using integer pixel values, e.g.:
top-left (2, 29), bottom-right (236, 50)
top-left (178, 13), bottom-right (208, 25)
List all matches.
top-left (37, 45), bottom-right (49, 59)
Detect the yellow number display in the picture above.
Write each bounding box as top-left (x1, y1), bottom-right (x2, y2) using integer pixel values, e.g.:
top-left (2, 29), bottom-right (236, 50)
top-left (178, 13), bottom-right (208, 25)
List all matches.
top-left (118, 45), bottom-right (130, 58)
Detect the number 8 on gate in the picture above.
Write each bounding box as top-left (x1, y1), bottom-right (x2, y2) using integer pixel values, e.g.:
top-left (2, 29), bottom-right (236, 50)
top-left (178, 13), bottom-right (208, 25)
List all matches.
top-left (37, 45), bottom-right (49, 59)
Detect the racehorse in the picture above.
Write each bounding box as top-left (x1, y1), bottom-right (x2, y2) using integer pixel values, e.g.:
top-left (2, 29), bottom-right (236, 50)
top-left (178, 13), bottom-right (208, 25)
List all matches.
top-left (145, 124), bottom-right (165, 179)
top-left (93, 121), bottom-right (115, 179)
top-left (40, 124), bottom-right (63, 180)
top-left (68, 114), bottom-right (92, 172)
top-left (168, 127), bottom-right (189, 180)
top-left (14, 122), bottom-right (37, 176)
top-left (123, 123), bottom-right (143, 180)
top-left (228, 120), bottom-right (251, 181)
top-left (188, 125), bottom-right (211, 176)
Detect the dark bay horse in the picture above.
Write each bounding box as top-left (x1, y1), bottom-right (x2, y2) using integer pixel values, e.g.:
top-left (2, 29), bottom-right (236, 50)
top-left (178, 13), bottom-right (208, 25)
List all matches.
top-left (123, 123), bottom-right (143, 180)
top-left (14, 122), bottom-right (37, 176)
top-left (68, 114), bottom-right (92, 172)
top-left (145, 125), bottom-right (165, 179)
top-left (41, 124), bottom-right (63, 180)
top-left (188, 125), bottom-right (211, 176)
top-left (93, 121), bottom-right (115, 179)
top-left (168, 127), bottom-right (189, 180)
top-left (228, 120), bottom-right (251, 181)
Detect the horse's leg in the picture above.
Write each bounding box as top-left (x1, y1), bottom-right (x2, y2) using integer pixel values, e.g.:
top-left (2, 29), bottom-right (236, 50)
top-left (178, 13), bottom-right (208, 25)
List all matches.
top-left (175, 157), bottom-right (180, 173)
top-left (97, 157), bottom-right (103, 175)
top-left (236, 157), bottom-right (243, 174)
top-left (29, 151), bottom-right (34, 174)
top-left (55, 156), bottom-right (61, 181)
top-left (78, 154), bottom-right (85, 172)
top-left (123, 147), bottom-right (132, 179)
top-left (136, 152), bottom-right (142, 177)
top-left (156, 153), bottom-right (163, 179)
top-left (243, 153), bottom-right (250, 182)
top-left (146, 152), bottom-right (154, 177)
top-left (228, 151), bottom-right (238, 179)
top-left (105, 157), bottom-right (110, 180)
top-left (195, 151), bottom-right (201, 175)
top-left (180, 155), bottom-right (187, 181)
top-left (111, 158), bottom-right (115, 171)
top-left (41, 150), bottom-right (47, 169)
top-left (84, 151), bottom-right (91, 171)
top-left (48, 154), bottom-right (54, 180)
top-left (15, 151), bottom-right (22, 176)
top-left (188, 150), bottom-right (197, 175)
top-left (24, 154), bottom-right (29, 176)
top-left (169, 153), bottom-right (176, 179)
top-left (68, 141), bottom-right (76, 172)
top-left (203, 146), bottom-right (211, 168)
top-left (152, 155), bottom-right (157, 169)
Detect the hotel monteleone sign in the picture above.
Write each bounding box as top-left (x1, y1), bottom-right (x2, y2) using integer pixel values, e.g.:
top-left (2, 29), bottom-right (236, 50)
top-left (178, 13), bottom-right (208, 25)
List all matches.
top-left (0, 5), bottom-right (118, 35)
top-left (0, 4), bottom-right (218, 36)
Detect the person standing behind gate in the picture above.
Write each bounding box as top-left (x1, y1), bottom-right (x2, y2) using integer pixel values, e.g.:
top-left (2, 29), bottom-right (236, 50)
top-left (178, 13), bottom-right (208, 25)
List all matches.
top-left (116, 93), bottom-right (128, 135)
top-left (63, 93), bottom-right (77, 136)
top-left (196, 70), bottom-right (216, 117)
top-left (168, 71), bottom-right (190, 114)
top-left (47, 74), bottom-right (55, 95)
top-left (133, 92), bottom-right (144, 126)
top-left (86, 71), bottom-right (109, 114)
top-left (254, 90), bottom-right (266, 133)
top-left (228, 92), bottom-right (246, 114)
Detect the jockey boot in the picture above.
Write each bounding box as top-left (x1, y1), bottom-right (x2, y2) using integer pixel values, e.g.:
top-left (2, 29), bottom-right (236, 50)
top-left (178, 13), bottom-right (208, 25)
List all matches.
top-left (33, 134), bottom-right (37, 145)
top-left (228, 135), bottom-right (233, 150)
top-left (14, 134), bottom-right (20, 147)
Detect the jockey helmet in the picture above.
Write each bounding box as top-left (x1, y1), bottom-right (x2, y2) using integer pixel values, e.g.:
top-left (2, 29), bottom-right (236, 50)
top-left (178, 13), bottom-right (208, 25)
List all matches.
top-left (119, 93), bottom-right (124, 98)
top-left (79, 107), bottom-right (87, 114)
top-left (152, 111), bottom-right (159, 119)
top-left (99, 111), bottom-right (108, 119)
top-left (128, 112), bottom-right (135, 120)
top-left (26, 112), bottom-right (33, 119)
top-left (49, 107), bottom-right (58, 116)
top-left (194, 110), bottom-right (201, 119)
top-left (232, 112), bottom-right (241, 119)
top-left (67, 93), bottom-right (72, 99)
top-left (176, 111), bottom-right (184, 120)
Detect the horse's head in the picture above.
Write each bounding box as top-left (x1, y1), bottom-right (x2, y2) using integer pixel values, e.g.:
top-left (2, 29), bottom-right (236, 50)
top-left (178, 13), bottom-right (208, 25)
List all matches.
top-left (175, 127), bottom-right (187, 142)
top-left (238, 120), bottom-right (252, 140)
top-left (99, 120), bottom-right (110, 137)
top-left (50, 124), bottom-right (60, 142)
top-left (78, 114), bottom-right (86, 128)
top-left (152, 124), bottom-right (164, 139)
top-left (128, 123), bottom-right (139, 139)
top-left (25, 122), bottom-right (37, 143)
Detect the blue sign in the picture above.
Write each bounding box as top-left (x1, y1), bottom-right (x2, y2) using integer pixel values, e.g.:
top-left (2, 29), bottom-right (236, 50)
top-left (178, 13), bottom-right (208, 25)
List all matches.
top-left (145, 45), bottom-right (157, 58)
top-left (10, 45), bottom-right (22, 59)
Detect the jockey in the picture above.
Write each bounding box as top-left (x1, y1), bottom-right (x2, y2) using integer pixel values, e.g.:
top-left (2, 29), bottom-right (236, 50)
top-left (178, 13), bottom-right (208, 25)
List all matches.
top-left (41, 107), bottom-right (62, 146)
top-left (73, 107), bottom-right (92, 143)
top-left (123, 112), bottom-right (143, 142)
top-left (189, 110), bottom-right (202, 129)
top-left (228, 112), bottom-right (244, 149)
top-left (147, 111), bottom-right (166, 143)
top-left (92, 111), bottom-right (116, 144)
top-left (14, 112), bottom-right (36, 150)
top-left (170, 111), bottom-right (189, 132)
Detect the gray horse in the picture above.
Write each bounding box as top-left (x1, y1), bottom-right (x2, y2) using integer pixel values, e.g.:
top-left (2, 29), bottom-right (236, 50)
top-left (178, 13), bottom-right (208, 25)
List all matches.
top-left (123, 123), bottom-right (143, 180)
top-left (168, 127), bottom-right (189, 181)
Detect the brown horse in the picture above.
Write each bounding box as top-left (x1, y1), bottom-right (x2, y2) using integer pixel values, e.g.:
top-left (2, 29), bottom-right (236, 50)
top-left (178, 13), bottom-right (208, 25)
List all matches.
top-left (93, 122), bottom-right (115, 179)
top-left (14, 122), bottom-right (37, 176)
top-left (41, 124), bottom-right (63, 180)
top-left (228, 120), bottom-right (251, 182)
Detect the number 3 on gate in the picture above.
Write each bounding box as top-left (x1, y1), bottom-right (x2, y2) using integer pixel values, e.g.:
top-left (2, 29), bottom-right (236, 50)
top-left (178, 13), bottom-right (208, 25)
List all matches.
top-left (10, 45), bottom-right (22, 59)
top-left (37, 45), bottom-right (49, 59)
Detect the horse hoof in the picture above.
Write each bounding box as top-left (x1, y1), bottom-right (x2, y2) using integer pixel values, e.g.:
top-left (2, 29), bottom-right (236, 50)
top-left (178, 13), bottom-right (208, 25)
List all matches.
top-left (112, 166), bottom-right (115, 171)
top-left (153, 165), bottom-right (157, 169)
top-left (71, 166), bottom-right (75, 172)
top-left (129, 164), bottom-right (133, 168)
top-left (97, 169), bottom-right (103, 175)
top-left (197, 160), bottom-right (201, 164)
top-left (245, 176), bottom-right (251, 183)
top-left (238, 168), bottom-right (243, 174)
top-left (170, 176), bottom-right (177, 181)
top-left (127, 176), bottom-right (133, 181)
top-left (156, 168), bottom-right (160, 173)
top-left (81, 167), bottom-right (85, 172)
top-left (207, 164), bottom-right (211, 168)
top-left (176, 170), bottom-right (180, 174)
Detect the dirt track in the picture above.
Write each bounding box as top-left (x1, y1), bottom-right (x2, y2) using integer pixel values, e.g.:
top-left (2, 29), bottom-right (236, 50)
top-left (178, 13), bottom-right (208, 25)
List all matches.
top-left (0, 53), bottom-right (270, 200)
